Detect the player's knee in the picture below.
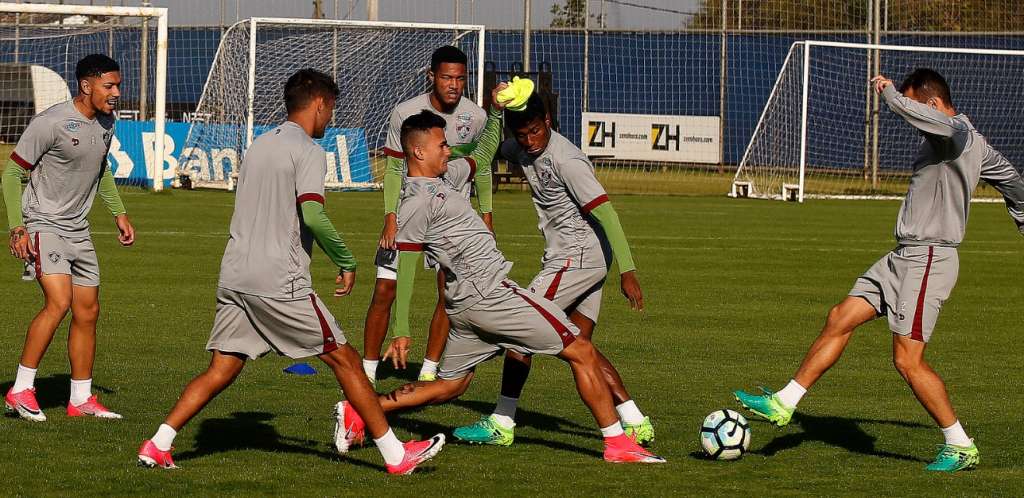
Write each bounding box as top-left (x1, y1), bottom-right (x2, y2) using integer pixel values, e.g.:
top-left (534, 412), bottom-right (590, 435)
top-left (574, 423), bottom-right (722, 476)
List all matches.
top-left (43, 296), bottom-right (72, 317)
top-left (371, 280), bottom-right (396, 305)
top-left (824, 305), bottom-right (855, 334)
top-left (73, 300), bottom-right (100, 323)
top-left (892, 349), bottom-right (923, 378)
top-left (322, 344), bottom-right (360, 371)
top-left (561, 337), bottom-right (598, 364)
top-left (445, 377), bottom-right (472, 398)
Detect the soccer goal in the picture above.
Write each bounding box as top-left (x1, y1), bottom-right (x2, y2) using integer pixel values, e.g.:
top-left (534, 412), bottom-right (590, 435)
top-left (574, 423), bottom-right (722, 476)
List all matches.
top-left (731, 40), bottom-right (1024, 202)
top-left (178, 18), bottom-right (485, 190)
top-left (0, 2), bottom-right (168, 190)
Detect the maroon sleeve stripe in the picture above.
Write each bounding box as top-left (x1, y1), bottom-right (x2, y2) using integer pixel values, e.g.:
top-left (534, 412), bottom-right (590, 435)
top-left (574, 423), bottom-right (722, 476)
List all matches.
top-left (465, 156), bottom-right (477, 178)
top-left (297, 193), bottom-right (325, 205)
top-left (10, 152), bottom-right (33, 170)
top-left (396, 242), bottom-right (424, 251)
top-left (581, 194), bottom-right (610, 214)
top-left (382, 147), bottom-right (405, 159)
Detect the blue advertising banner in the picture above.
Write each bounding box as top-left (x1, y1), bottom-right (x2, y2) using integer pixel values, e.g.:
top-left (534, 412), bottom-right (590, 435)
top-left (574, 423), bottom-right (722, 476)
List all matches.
top-left (107, 120), bottom-right (371, 188)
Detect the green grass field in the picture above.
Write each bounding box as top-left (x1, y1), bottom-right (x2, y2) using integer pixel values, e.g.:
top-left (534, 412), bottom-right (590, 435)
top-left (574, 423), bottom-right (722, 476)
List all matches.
top-left (1, 190), bottom-right (1023, 496)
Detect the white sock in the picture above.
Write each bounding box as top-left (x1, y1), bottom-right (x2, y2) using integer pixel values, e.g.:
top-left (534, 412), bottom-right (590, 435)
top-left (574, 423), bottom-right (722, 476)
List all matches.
top-left (941, 420), bottom-right (972, 447)
top-left (600, 422), bottom-right (624, 438)
top-left (152, 424), bottom-right (177, 451)
top-left (491, 395), bottom-right (519, 429)
top-left (776, 379), bottom-right (807, 409)
top-left (615, 400), bottom-right (645, 426)
top-left (362, 359), bottom-right (378, 383)
top-left (70, 378), bottom-right (92, 406)
top-left (374, 428), bottom-right (405, 466)
top-left (419, 358), bottom-right (438, 377)
top-left (12, 364), bottom-right (36, 392)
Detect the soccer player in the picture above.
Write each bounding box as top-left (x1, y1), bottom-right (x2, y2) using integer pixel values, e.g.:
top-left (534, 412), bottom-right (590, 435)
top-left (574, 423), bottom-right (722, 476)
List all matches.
top-left (734, 68), bottom-right (1024, 472)
top-left (453, 85), bottom-right (653, 447)
top-left (137, 69), bottom-right (443, 475)
top-left (3, 54), bottom-right (133, 422)
top-left (364, 45), bottom-right (492, 384)
top-left (334, 108), bottom-right (665, 465)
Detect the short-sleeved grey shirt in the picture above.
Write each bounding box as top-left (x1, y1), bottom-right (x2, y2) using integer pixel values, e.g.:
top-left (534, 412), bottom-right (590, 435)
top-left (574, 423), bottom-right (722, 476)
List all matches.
top-left (12, 101), bottom-right (115, 237)
top-left (501, 131), bottom-right (611, 269)
top-left (218, 121), bottom-right (329, 299)
top-left (383, 93), bottom-right (487, 160)
top-left (395, 170), bottom-right (511, 313)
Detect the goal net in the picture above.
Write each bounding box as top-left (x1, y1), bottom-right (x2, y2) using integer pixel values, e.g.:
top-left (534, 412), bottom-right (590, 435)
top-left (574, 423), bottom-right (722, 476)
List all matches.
top-left (178, 18), bottom-right (484, 190)
top-left (0, 3), bottom-right (167, 190)
top-left (732, 40), bottom-right (1024, 201)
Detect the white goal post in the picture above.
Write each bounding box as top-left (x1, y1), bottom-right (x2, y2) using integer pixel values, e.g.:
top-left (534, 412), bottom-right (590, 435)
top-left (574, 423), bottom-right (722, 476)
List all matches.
top-left (0, 2), bottom-right (168, 190)
top-left (732, 40), bottom-right (1024, 202)
top-left (178, 17), bottom-right (485, 190)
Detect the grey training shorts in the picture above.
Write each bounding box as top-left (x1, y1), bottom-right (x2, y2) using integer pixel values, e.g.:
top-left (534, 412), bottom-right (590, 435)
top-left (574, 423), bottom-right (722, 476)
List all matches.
top-left (27, 231), bottom-right (100, 287)
top-left (849, 245), bottom-right (958, 343)
top-left (206, 287), bottom-right (346, 360)
top-left (527, 261), bottom-right (607, 323)
top-left (437, 280), bottom-right (581, 380)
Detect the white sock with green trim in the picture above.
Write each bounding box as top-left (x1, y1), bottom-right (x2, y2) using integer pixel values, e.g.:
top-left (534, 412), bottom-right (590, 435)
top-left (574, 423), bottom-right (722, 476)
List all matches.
top-left (362, 359), bottom-right (378, 383)
top-left (418, 358), bottom-right (438, 378)
top-left (615, 400), bottom-right (645, 426)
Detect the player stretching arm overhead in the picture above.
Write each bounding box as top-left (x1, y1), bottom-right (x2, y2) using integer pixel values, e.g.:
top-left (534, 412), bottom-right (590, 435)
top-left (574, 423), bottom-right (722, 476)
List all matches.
top-left (3, 54), bottom-right (134, 422)
top-left (334, 108), bottom-right (666, 465)
top-left (734, 68), bottom-right (1024, 473)
top-left (453, 82), bottom-right (654, 447)
top-left (137, 69), bottom-right (443, 475)
top-left (363, 45), bottom-right (491, 384)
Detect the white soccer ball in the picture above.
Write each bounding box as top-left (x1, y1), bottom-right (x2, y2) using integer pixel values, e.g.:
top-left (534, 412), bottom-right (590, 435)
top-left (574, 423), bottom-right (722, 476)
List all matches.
top-left (700, 409), bottom-right (751, 460)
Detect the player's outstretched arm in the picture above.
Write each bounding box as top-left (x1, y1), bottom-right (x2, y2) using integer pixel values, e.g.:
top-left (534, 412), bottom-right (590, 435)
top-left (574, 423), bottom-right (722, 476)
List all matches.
top-left (300, 199), bottom-right (357, 294)
top-left (979, 146), bottom-right (1024, 235)
top-left (3, 159), bottom-right (33, 260)
top-left (468, 109), bottom-right (503, 216)
top-left (97, 164), bottom-right (134, 246)
top-left (874, 76), bottom-right (957, 138)
top-left (589, 202), bottom-right (643, 311)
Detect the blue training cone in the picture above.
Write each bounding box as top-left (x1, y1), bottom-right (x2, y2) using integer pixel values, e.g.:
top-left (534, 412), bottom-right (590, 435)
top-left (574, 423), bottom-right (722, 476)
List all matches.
top-left (283, 362), bottom-right (317, 375)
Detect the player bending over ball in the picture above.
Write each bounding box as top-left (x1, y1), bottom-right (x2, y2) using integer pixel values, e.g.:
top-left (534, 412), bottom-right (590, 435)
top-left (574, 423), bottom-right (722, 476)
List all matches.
top-left (364, 45), bottom-right (491, 384)
top-left (137, 69), bottom-right (443, 475)
top-left (334, 104), bottom-right (666, 465)
top-left (734, 68), bottom-right (1024, 473)
top-left (3, 54), bottom-right (134, 422)
top-left (452, 79), bottom-right (653, 447)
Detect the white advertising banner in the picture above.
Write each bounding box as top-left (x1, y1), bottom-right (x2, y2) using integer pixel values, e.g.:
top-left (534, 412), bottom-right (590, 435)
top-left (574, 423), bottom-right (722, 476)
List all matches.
top-left (581, 112), bottom-right (720, 164)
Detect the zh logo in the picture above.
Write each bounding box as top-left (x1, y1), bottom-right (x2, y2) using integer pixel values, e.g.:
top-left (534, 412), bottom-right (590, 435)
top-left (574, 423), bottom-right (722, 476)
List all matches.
top-left (587, 121), bottom-right (615, 148)
top-left (651, 124), bottom-right (680, 151)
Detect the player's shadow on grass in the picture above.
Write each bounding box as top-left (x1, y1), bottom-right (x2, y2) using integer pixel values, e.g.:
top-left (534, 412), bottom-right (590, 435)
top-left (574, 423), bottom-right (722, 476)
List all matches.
top-left (0, 374), bottom-right (115, 411)
top-left (175, 411), bottom-right (378, 470)
top-left (755, 413), bottom-right (930, 462)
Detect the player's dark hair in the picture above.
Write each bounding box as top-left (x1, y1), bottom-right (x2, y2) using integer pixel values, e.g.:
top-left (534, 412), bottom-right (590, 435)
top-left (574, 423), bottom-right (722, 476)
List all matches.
top-left (505, 92), bottom-right (548, 131)
top-left (75, 54), bottom-right (119, 81)
top-left (284, 68), bottom-right (339, 114)
top-left (430, 45), bottom-right (468, 72)
top-left (400, 110), bottom-right (447, 154)
top-left (899, 68), bottom-right (954, 108)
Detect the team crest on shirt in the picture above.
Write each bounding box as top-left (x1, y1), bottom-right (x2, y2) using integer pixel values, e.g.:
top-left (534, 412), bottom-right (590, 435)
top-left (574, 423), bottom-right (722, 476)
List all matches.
top-left (537, 157), bottom-right (554, 187)
top-left (456, 112), bottom-right (473, 141)
top-left (65, 121), bottom-right (81, 132)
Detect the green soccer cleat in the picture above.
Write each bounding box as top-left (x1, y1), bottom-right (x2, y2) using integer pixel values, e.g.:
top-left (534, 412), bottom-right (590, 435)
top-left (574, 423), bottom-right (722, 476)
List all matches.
top-left (926, 442), bottom-right (979, 472)
top-left (452, 415), bottom-right (514, 446)
top-left (623, 417), bottom-right (655, 446)
top-left (733, 387), bottom-right (795, 427)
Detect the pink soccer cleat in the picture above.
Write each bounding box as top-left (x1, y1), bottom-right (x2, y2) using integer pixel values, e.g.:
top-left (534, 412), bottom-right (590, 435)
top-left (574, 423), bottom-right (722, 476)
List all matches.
top-left (5, 387), bottom-right (45, 422)
top-left (603, 434), bottom-right (666, 464)
top-left (333, 400), bottom-right (366, 454)
top-left (67, 395), bottom-right (123, 419)
top-left (137, 440), bottom-right (177, 469)
top-left (386, 434), bottom-right (446, 475)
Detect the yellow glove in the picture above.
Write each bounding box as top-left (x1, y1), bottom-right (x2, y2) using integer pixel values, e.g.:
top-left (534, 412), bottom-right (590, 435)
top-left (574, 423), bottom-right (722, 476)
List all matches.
top-left (496, 76), bottom-right (535, 112)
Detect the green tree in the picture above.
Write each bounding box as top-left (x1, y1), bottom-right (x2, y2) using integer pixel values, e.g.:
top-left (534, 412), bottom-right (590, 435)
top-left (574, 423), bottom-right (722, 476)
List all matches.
top-left (549, 0), bottom-right (588, 28)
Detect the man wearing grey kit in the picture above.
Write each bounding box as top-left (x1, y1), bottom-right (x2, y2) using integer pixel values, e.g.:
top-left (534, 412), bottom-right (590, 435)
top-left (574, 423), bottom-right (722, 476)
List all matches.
top-left (734, 68), bottom-right (1024, 473)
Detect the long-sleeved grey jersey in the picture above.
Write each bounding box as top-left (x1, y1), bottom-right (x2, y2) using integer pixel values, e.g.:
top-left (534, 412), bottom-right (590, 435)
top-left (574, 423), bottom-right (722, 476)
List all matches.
top-left (882, 85), bottom-right (1024, 246)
